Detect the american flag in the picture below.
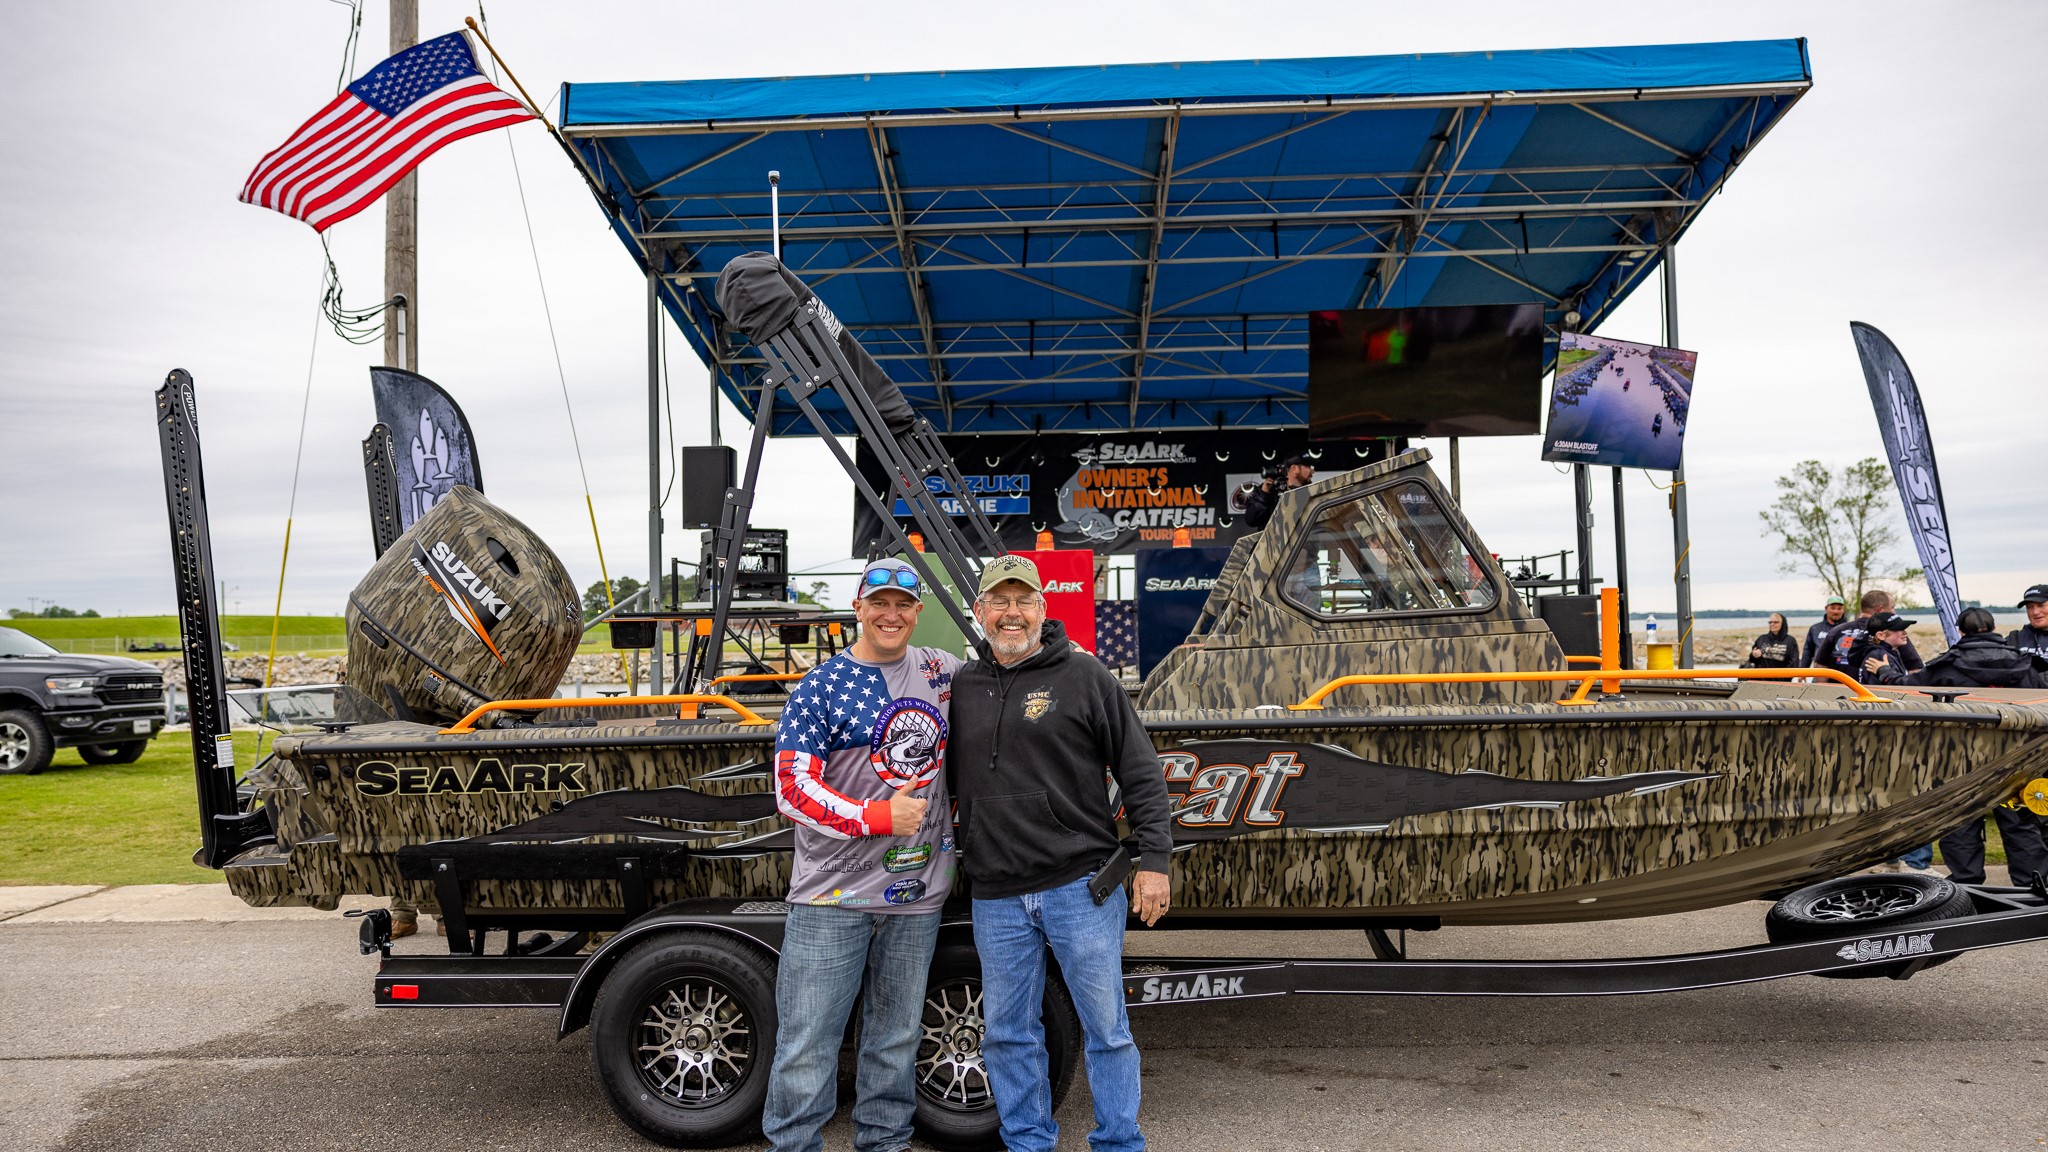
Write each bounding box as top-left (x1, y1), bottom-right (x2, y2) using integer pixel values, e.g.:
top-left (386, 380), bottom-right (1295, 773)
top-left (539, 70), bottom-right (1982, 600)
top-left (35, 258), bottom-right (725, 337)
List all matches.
top-left (240, 31), bottom-right (532, 232)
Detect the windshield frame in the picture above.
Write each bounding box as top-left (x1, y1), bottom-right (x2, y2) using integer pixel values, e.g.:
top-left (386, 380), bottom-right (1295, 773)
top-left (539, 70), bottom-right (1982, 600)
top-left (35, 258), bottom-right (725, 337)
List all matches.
top-left (0, 627), bottom-right (63, 658)
top-left (1273, 478), bottom-right (1501, 624)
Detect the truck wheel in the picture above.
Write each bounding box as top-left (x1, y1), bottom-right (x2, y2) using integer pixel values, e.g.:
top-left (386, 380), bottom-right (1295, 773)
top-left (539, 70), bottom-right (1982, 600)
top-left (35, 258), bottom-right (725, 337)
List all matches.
top-left (913, 942), bottom-right (1081, 1152)
top-left (1765, 872), bottom-right (1975, 980)
top-left (0, 709), bottom-right (52, 776)
top-left (78, 740), bottom-right (149, 765)
top-left (589, 930), bottom-right (776, 1147)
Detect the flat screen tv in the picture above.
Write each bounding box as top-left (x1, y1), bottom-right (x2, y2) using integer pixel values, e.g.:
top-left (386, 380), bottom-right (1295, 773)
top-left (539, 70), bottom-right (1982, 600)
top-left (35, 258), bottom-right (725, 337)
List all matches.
top-left (1539, 331), bottom-right (1697, 471)
top-left (1307, 304), bottom-right (1546, 438)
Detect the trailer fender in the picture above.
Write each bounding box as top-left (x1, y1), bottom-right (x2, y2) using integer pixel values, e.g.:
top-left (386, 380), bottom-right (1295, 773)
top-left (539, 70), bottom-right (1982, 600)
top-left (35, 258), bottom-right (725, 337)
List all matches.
top-left (558, 899), bottom-right (788, 1037)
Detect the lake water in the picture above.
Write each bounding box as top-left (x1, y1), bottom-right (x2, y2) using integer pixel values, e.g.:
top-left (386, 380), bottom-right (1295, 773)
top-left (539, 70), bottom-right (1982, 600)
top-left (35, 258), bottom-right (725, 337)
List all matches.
top-left (1631, 610), bottom-right (2032, 634)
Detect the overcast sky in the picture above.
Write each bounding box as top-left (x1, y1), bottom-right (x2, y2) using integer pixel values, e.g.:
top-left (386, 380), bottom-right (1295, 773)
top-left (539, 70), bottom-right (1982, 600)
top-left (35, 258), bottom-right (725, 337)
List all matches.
top-left (2, 1), bottom-right (2042, 619)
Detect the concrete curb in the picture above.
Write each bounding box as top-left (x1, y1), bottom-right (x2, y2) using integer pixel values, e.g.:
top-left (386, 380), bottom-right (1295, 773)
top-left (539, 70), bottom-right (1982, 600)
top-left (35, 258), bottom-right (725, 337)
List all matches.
top-left (0, 884), bottom-right (387, 924)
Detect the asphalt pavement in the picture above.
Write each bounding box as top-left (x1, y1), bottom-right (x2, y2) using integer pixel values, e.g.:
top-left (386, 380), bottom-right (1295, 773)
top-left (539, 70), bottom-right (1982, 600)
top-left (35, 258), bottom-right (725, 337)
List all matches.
top-left (2, 882), bottom-right (2044, 1152)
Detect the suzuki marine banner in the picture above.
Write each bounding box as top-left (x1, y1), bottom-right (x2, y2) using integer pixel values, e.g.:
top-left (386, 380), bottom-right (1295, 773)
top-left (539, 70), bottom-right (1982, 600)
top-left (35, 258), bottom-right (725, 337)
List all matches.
top-left (852, 432), bottom-right (1401, 555)
top-left (370, 366), bottom-right (484, 533)
top-left (1850, 322), bottom-right (1961, 644)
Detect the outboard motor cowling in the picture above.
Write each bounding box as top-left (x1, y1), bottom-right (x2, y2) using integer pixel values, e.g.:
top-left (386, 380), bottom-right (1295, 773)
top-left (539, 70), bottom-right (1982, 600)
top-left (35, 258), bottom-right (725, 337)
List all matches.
top-left (344, 485), bottom-right (580, 724)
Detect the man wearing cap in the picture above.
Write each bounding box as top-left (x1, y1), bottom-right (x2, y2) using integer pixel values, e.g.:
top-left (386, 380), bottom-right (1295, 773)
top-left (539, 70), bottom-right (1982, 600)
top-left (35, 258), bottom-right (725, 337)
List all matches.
top-left (1800, 595), bottom-right (1848, 667)
top-left (2010, 583), bottom-right (2048, 669)
top-left (1242, 453), bottom-right (1315, 530)
top-left (948, 553), bottom-right (1174, 1152)
top-left (762, 558), bottom-right (959, 1152)
top-left (1858, 612), bottom-right (1921, 685)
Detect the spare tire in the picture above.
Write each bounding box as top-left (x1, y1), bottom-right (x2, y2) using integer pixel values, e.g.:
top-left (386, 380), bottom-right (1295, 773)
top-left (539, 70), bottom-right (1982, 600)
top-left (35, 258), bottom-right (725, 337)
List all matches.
top-left (1765, 872), bottom-right (1976, 979)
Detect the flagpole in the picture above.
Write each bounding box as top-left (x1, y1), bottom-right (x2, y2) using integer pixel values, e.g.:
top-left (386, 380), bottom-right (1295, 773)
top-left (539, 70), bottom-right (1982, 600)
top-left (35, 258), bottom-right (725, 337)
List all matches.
top-left (463, 18), bottom-right (616, 212)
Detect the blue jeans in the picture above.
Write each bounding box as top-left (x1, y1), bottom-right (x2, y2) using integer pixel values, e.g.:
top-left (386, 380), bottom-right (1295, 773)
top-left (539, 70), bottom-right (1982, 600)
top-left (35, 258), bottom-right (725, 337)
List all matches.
top-left (763, 903), bottom-right (941, 1152)
top-left (973, 874), bottom-right (1144, 1152)
top-left (1900, 843), bottom-right (1935, 869)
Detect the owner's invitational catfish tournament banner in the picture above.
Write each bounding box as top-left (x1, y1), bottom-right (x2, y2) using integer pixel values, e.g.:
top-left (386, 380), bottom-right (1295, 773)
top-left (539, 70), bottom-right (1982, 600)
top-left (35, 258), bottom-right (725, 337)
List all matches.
top-left (853, 433), bottom-right (1399, 555)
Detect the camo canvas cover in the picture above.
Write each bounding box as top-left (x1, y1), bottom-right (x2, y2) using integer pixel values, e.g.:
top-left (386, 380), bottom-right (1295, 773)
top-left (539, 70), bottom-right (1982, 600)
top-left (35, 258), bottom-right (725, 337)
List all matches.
top-left (344, 486), bottom-right (582, 724)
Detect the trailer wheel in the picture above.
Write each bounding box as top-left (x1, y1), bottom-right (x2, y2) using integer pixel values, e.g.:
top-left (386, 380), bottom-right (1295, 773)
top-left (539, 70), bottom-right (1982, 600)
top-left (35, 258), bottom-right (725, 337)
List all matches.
top-left (589, 930), bottom-right (776, 1147)
top-left (0, 709), bottom-right (52, 776)
top-left (1765, 872), bottom-right (1975, 979)
top-left (912, 943), bottom-right (1081, 1152)
top-left (78, 740), bottom-right (149, 765)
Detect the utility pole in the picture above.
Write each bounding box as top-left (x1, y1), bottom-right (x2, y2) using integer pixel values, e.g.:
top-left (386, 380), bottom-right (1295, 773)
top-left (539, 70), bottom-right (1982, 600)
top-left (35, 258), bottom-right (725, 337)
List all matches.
top-left (383, 0), bottom-right (418, 372)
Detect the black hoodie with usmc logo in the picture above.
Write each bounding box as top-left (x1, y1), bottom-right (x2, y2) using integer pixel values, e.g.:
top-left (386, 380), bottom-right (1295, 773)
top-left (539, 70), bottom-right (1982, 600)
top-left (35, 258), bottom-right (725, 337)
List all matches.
top-left (947, 619), bottom-right (1174, 900)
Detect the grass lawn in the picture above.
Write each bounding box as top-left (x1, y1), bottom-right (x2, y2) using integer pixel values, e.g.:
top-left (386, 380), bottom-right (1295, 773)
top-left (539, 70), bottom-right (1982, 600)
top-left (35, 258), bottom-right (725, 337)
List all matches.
top-left (0, 732), bottom-right (275, 886)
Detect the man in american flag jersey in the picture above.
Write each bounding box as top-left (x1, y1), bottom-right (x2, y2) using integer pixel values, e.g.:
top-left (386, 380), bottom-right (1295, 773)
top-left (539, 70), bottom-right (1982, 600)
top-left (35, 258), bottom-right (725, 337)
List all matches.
top-left (763, 557), bottom-right (960, 1152)
top-left (239, 31), bottom-right (531, 232)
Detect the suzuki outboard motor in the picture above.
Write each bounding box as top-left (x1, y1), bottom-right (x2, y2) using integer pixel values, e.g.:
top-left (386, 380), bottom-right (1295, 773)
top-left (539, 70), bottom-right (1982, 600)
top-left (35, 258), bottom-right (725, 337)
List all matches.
top-left (345, 485), bottom-right (580, 724)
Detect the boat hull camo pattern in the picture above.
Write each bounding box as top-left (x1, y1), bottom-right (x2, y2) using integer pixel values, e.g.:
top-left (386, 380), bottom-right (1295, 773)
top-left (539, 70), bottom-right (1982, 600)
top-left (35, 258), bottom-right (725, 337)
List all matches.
top-left (222, 453), bottom-right (2048, 926)
top-left (226, 698), bottom-right (2048, 926)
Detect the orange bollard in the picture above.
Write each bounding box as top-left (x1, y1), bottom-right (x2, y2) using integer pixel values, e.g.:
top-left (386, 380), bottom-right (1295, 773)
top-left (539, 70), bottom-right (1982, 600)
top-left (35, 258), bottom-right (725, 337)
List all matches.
top-left (1600, 586), bottom-right (1621, 694)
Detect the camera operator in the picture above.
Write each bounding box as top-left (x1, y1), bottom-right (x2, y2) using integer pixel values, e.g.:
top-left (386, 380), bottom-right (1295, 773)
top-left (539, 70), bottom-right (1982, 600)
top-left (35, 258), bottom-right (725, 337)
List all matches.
top-left (1243, 453), bottom-right (1315, 530)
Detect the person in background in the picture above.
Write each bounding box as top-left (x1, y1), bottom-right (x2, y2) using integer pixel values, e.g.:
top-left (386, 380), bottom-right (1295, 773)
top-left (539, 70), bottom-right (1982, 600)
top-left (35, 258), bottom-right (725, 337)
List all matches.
top-left (1242, 453), bottom-right (1315, 530)
top-left (1858, 612), bottom-right (1919, 685)
top-left (1859, 611), bottom-right (1934, 871)
top-left (1902, 606), bottom-right (2047, 690)
top-left (1743, 613), bottom-right (1800, 669)
top-left (1801, 595), bottom-right (1848, 667)
top-left (1824, 590), bottom-right (1923, 680)
top-left (1921, 603), bottom-right (2048, 888)
top-left (2010, 583), bottom-right (2048, 668)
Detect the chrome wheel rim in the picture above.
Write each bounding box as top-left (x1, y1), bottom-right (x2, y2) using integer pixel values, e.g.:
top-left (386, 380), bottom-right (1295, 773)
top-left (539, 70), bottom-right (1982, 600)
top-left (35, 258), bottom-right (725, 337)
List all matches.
top-left (1810, 884), bottom-right (1926, 921)
top-left (634, 980), bottom-right (752, 1106)
top-left (0, 722), bottom-right (29, 770)
top-left (917, 981), bottom-right (991, 1109)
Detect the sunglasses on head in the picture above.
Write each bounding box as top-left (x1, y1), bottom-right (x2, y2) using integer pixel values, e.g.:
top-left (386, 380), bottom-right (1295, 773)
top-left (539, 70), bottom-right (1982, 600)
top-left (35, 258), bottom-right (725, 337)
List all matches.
top-left (863, 567), bottom-right (921, 591)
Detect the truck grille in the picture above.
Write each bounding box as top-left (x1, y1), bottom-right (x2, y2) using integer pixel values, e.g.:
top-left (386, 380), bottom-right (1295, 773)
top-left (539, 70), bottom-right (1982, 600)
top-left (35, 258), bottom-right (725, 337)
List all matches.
top-left (99, 676), bottom-right (165, 706)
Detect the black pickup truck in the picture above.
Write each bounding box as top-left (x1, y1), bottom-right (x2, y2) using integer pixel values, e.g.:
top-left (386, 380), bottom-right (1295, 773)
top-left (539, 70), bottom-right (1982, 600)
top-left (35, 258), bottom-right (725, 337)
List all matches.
top-left (0, 626), bottom-right (167, 775)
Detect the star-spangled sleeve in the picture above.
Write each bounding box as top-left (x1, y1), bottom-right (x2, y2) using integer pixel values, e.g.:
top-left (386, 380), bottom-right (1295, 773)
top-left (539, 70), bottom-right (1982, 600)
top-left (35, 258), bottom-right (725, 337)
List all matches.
top-left (773, 663), bottom-right (893, 838)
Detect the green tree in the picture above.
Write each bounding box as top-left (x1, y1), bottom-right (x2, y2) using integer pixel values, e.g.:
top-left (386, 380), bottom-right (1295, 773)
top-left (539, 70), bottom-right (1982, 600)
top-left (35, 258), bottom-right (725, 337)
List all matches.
top-left (581, 576), bottom-right (644, 622)
top-left (1758, 458), bottom-right (1917, 605)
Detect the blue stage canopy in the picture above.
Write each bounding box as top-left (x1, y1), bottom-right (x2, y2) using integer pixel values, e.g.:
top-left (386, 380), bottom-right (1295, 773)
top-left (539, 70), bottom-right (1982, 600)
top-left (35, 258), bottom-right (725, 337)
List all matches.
top-left (559, 39), bottom-right (1809, 435)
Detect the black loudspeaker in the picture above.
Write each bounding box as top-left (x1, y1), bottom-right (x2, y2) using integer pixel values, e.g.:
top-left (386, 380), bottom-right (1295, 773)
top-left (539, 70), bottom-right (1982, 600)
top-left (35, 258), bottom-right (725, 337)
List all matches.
top-left (609, 620), bottom-right (657, 650)
top-left (1536, 594), bottom-right (1602, 659)
top-left (681, 445), bottom-right (736, 530)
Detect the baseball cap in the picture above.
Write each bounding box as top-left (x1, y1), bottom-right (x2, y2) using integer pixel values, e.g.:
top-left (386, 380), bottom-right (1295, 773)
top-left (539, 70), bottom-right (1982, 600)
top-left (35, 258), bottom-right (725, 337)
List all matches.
top-left (976, 553), bottom-right (1043, 596)
top-left (854, 558), bottom-right (923, 602)
top-left (2018, 584), bottom-right (2048, 606)
top-left (1283, 452), bottom-right (1315, 469)
top-left (1867, 611), bottom-right (1917, 633)
top-left (1824, 594), bottom-right (1846, 606)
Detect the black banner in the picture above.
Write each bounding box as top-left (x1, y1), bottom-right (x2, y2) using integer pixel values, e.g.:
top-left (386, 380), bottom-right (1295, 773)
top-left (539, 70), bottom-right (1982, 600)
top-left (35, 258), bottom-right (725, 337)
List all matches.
top-left (1850, 323), bottom-right (1961, 643)
top-left (369, 367), bottom-right (484, 533)
top-left (853, 432), bottom-right (1400, 556)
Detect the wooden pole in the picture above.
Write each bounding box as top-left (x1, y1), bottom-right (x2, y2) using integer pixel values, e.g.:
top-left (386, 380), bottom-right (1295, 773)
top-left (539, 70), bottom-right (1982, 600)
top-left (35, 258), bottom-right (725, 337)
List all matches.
top-left (384, 0), bottom-right (418, 372)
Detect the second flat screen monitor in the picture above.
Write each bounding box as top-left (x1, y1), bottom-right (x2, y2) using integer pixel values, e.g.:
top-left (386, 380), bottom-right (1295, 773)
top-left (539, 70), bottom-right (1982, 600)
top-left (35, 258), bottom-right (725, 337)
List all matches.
top-left (1308, 304), bottom-right (1545, 439)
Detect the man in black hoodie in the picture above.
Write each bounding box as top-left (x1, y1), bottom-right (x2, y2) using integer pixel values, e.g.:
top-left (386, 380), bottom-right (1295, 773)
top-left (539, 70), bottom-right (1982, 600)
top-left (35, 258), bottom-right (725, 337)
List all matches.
top-left (1917, 605), bottom-right (2048, 888)
top-left (2011, 583), bottom-right (2048, 669)
top-left (949, 553), bottom-right (1173, 1152)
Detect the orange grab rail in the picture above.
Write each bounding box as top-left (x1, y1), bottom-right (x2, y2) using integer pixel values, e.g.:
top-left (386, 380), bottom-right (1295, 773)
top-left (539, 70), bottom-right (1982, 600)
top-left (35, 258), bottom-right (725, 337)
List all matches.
top-left (1287, 666), bottom-right (1890, 711)
top-left (1563, 655), bottom-right (1605, 665)
top-left (440, 694), bottom-right (771, 733)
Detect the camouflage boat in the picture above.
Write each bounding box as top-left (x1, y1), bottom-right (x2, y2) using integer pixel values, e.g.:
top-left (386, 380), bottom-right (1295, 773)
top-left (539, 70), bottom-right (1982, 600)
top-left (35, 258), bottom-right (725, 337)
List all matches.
top-left (219, 449), bottom-right (2048, 929)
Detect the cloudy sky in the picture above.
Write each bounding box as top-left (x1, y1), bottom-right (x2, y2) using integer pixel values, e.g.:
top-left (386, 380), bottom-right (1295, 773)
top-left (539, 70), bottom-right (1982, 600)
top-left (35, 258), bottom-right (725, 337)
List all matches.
top-left (2, 1), bottom-right (2041, 618)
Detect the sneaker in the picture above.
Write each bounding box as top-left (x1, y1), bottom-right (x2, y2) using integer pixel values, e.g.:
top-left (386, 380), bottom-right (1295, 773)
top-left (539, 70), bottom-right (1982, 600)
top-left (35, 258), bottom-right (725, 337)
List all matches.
top-left (1869, 861), bottom-right (1905, 873)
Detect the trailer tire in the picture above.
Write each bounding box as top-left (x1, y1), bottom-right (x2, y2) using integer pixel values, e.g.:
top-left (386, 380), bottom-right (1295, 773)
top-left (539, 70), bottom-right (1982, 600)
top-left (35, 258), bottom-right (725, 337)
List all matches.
top-left (912, 942), bottom-right (1081, 1152)
top-left (0, 709), bottom-right (52, 776)
top-left (78, 740), bottom-right (149, 765)
top-left (589, 930), bottom-right (776, 1147)
top-left (1765, 872), bottom-right (1975, 979)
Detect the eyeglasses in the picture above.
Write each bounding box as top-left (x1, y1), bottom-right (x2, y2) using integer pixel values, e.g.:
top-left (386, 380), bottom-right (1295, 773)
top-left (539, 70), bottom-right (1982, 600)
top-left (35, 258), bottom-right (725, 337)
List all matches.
top-left (980, 595), bottom-right (1041, 611)
top-left (863, 567), bottom-right (921, 592)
